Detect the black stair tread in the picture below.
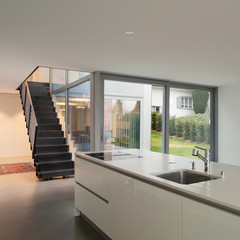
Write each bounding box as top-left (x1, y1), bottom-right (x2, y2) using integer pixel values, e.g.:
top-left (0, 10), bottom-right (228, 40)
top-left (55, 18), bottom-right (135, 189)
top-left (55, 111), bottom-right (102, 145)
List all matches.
top-left (37, 131), bottom-right (63, 136)
top-left (36, 114), bottom-right (58, 119)
top-left (34, 105), bottom-right (55, 108)
top-left (35, 151), bottom-right (71, 157)
top-left (33, 100), bottom-right (52, 103)
top-left (35, 144), bottom-right (68, 148)
top-left (35, 110), bottom-right (56, 113)
top-left (37, 130), bottom-right (62, 132)
top-left (29, 87), bottom-right (49, 92)
top-left (35, 160), bottom-right (74, 165)
top-left (36, 168), bottom-right (74, 178)
top-left (29, 87), bottom-right (49, 91)
top-left (31, 96), bottom-right (52, 101)
top-left (38, 168), bottom-right (74, 174)
top-left (34, 104), bottom-right (54, 107)
top-left (37, 123), bottom-right (60, 126)
top-left (37, 117), bottom-right (59, 120)
top-left (36, 111), bottom-right (56, 113)
top-left (37, 125), bottom-right (61, 131)
top-left (30, 92), bottom-right (50, 96)
top-left (34, 108), bottom-right (55, 112)
top-left (36, 136), bottom-right (65, 139)
top-left (28, 82), bottom-right (49, 85)
top-left (34, 105), bottom-right (54, 108)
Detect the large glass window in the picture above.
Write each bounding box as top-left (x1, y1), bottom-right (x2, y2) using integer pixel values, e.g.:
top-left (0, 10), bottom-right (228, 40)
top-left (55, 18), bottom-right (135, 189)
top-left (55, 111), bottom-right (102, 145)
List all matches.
top-left (52, 91), bottom-right (66, 136)
top-left (169, 88), bottom-right (210, 158)
top-left (68, 82), bottom-right (90, 153)
top-left (51, 69), bottom-right (65, 91)
top-left (68, 70), bottom-right (90, 84)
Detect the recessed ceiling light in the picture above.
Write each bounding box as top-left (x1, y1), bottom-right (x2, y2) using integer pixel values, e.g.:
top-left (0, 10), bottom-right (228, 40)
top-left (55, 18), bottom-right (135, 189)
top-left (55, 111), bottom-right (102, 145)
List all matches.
top-left (125, 31), bottom-right (135, 35)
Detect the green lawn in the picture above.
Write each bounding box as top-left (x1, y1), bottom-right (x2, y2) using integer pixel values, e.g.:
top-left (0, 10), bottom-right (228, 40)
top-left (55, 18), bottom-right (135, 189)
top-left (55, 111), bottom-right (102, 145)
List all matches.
top-left (151, 131), bottom-right (210, 159)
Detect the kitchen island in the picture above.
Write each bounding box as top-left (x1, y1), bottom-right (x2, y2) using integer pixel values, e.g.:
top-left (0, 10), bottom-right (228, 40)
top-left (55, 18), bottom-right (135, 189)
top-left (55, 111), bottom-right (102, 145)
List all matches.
top-left (75, 149), bottom-right (240, 240)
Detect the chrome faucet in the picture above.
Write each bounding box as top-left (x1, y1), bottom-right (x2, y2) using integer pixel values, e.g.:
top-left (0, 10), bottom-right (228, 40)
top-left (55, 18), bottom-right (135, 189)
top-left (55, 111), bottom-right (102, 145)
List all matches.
top-left (192, 146), bottom-right (210, 172)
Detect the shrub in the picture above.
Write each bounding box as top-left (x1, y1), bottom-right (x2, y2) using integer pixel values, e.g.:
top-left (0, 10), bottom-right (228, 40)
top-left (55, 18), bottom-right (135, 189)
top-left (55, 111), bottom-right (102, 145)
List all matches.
top-left (176, 118), bottom-right (184, 137)
top-left (151, 112), bottom-right (157, 130)
top-left (156, 114), bottom-right (162, 132)
top-left (190, 121), bottom-right (197, 141)
top-left (196, 123), bottom-right (205, 143)
top-left (183, 120), bottom-right (190, 140)
top-left (204, 123), bottom-right (210, 144)
top-left (169, 116), bottom-right (176, 136)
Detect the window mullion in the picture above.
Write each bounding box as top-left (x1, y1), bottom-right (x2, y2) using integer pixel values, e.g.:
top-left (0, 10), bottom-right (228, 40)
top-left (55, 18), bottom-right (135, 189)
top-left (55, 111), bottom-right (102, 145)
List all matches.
top-left (163, 85), bottom-right (170, 154)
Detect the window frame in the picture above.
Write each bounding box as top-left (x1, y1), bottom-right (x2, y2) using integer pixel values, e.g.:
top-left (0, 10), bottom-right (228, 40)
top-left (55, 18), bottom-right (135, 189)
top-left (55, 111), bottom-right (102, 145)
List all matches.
top-left (99, 73), bottom-right (218, 162)
top-left (50, 71), bottom-right (218, 162)
top-left (178, 96), bottom-right (193, 109)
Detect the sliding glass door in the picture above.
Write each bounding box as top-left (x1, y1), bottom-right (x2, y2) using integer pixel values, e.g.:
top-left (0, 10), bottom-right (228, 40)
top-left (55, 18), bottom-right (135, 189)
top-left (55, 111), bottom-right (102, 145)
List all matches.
top-left (169, 88), bottom-right (211, 159)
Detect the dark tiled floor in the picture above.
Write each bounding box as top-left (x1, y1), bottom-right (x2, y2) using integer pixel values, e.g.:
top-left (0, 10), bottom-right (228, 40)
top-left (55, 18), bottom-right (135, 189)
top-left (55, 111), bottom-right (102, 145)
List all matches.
top-left (0, 172), bottom-right (105, 240)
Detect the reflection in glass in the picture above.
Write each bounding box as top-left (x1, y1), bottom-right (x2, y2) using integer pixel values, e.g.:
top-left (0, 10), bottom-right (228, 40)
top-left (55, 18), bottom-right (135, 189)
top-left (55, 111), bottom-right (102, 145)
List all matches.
top-left (68, 82), bottom-right (90, 153)
top-left (68, 70), bottom-right (90, 84)
top-left (52, 91), bottom-right (66, 136)
top-left (104, 99), bottom-right (140, 150)
top-left (51, 69), bottom-right (65, 91)
top-left (169, 88), bottom-right (210, 158)
top-left (26, 67), bottom-right (49, 83)
top-left (52, 91), bottom-right (66, 137)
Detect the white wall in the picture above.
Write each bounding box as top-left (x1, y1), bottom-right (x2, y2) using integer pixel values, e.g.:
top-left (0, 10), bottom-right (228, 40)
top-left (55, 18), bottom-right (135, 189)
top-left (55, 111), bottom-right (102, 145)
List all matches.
top-left (0, 93), bottom-right (31, 159)
top-left (218, 83), bottom-right (240, 166)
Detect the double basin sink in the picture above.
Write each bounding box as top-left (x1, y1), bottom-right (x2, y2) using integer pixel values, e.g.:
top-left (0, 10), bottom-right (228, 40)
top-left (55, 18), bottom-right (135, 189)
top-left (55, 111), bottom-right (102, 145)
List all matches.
top-left (152, 169), bottom-right (220, 185)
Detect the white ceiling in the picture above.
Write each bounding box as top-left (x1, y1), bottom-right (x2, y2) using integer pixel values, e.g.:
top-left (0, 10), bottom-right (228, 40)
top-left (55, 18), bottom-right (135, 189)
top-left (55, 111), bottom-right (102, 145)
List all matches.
top-left (1, 0), bottom-right (240, 93)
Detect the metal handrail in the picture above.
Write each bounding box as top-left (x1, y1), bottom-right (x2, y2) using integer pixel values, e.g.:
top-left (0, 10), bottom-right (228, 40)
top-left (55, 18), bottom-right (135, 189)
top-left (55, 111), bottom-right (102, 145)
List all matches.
top-left (19, 81), bottom-right (38, 156)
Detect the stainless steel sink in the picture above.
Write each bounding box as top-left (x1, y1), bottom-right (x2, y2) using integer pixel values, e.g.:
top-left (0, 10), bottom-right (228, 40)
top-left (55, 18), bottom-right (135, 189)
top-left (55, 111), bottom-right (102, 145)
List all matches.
top-left (153, 169), bottom-right (220, 185)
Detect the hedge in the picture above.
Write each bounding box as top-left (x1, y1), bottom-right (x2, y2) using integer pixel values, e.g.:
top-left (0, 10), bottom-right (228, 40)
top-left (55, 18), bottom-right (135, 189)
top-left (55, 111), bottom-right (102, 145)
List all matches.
top-left (152, 113), bottom-right (210, 144)
top-left (151, 112), bottom-right (162, 132)
top-left (169, 116), bottom-right (176, 136)
top-left (151, 112), bottom-right (157, 130)
top-left (175, 114), bottom-right (210, 144)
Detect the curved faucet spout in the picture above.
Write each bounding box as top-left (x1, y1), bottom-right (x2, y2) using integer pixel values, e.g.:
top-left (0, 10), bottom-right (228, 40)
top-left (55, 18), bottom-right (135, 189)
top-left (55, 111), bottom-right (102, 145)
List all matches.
top-left (192, 146), bottom-right (210, 172)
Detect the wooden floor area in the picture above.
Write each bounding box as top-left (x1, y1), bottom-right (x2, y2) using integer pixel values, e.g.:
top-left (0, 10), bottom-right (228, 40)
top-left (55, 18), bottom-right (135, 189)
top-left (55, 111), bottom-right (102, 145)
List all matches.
top-left (0, 171), bottom-right (105, 240)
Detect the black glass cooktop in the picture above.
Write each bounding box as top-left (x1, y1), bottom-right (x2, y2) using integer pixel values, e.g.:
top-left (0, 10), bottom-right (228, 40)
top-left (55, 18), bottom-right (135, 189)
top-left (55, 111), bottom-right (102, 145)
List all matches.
top-left (85, 151), bottom-right (142, 161)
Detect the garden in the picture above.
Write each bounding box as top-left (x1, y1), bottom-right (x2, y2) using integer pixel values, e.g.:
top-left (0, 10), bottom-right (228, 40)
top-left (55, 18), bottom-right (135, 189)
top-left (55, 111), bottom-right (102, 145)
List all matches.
top-left (151, 90), bottom-right (210, 158)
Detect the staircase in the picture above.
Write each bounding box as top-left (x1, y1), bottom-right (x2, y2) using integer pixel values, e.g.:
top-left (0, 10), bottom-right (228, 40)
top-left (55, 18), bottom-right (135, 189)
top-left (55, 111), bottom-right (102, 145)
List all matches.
top-left (19, 81), bottom-right (74, 179)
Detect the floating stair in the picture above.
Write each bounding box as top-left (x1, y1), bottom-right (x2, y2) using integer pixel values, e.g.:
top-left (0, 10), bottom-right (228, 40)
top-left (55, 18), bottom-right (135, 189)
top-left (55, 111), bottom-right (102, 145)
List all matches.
top-left (20, 82), bottom-right (74, 179)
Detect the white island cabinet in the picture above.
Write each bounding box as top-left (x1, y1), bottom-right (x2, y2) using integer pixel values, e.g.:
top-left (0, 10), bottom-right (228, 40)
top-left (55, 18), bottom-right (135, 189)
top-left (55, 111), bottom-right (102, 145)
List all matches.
top-left (134, 180), bottom-right (182, 240)
top-left (182, 198), bottom-right (240, 240)
top-left (75, 150), bottom-right (240, 240)
top-left (75, 158), bottom-right (111, 236)
top-left (75, 157), bottom-right (182, 240)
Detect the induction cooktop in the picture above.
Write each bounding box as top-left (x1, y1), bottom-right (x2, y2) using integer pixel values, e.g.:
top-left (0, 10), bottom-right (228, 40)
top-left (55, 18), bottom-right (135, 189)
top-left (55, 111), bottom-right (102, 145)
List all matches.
top-left (85, 151), bottom-right (142, 161)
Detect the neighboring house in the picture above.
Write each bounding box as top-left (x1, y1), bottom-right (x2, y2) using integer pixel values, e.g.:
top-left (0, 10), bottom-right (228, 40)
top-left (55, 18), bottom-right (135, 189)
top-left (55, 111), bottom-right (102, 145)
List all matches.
top-left (152, 87), bottom-right (210, 118)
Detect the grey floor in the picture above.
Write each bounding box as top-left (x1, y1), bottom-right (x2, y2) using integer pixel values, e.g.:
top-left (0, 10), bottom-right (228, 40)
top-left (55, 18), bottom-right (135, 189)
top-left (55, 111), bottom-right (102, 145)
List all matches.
top-left (0, 172), bottom-right (105, 240)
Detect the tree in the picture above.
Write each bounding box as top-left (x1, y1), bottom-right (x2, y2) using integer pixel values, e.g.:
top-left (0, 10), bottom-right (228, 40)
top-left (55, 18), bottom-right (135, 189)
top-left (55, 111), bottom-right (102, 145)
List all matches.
top-left (192, 90), bottom-right (209, 114)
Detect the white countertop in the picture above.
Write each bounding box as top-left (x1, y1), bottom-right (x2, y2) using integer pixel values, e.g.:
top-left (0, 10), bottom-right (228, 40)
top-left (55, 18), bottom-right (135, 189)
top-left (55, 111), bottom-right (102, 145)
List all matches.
top-left (76, 149), bottom-right (240, 215)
